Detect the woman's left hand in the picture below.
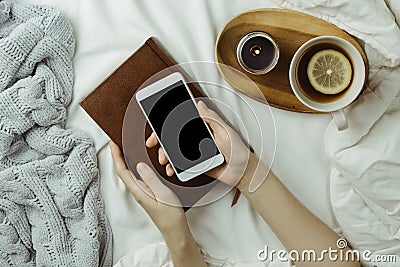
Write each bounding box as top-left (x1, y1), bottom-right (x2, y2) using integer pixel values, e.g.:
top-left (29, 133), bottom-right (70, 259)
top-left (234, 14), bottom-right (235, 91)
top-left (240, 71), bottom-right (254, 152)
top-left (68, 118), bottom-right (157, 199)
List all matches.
top-left (110, 141), bottom-right (186, 236)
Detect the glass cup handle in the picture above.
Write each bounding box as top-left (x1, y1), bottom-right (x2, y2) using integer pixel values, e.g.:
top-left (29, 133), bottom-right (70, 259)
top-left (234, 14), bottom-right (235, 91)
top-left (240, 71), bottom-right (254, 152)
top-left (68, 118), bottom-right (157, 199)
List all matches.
top-left (331, 109), bottom-right (348, 131)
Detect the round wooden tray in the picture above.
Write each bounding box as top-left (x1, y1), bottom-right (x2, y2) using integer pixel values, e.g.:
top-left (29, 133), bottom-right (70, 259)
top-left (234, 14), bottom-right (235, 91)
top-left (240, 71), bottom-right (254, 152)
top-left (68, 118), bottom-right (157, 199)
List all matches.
top-left (215, 8), bottom-right (368, 113)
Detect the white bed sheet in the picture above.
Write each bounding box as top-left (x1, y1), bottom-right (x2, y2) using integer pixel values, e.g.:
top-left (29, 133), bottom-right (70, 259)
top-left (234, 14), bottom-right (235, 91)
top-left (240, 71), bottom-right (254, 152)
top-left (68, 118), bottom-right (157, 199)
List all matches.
top-left (277, 1), bottom-right (400, 265)
top-left (15, 0), bottom-right (399, 266)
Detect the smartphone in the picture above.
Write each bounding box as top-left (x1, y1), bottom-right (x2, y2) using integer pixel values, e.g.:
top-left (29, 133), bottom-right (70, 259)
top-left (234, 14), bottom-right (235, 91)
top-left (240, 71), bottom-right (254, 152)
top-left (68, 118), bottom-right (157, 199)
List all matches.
top-left (136, 72), bottom-right (224, 182)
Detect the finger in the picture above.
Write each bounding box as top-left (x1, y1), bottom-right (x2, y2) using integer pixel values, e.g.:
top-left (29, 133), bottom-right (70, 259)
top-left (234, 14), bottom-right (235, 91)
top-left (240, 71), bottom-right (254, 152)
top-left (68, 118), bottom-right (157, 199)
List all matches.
top-left (131, 175), bottom-right (155, 200)
top-left (110, 142), bottom-right (155, 205)
top-left (136, 162), bottom-right (169, 198)
top-left (110, 141), bottom-right (131, 178)
top-left (197, 101), bottom-right (227, 133)
top-left (146, 132), bottom-right (158, 148)
top-left (126, 172), bottom-right (156, 206)
top-left (158, 147), bottom-right (168, 165)
top-left (166, 164), bottom-right (174, 177)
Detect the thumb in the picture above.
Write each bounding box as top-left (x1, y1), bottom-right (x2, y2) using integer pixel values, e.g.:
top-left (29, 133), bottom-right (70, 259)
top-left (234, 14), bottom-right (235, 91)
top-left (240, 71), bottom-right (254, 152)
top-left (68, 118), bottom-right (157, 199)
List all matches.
top-left (136, 163), bottom-right (166, 196)
top-left (197, 101), bottom-right (227, 134)
top-left (137, 163), bottom-right (182, 206)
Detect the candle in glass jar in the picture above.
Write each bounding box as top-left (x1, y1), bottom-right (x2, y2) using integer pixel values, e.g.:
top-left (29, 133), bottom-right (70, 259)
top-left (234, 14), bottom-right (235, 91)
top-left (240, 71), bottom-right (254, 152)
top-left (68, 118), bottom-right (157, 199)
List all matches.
top-left (236, 31), bottom-right (279, 75)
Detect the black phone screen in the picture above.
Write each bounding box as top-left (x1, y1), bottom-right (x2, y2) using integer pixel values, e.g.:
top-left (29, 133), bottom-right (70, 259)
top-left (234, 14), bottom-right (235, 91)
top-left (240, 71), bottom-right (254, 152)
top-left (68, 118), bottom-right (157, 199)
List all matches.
top-left (139, 81), bottom-right (220, 173)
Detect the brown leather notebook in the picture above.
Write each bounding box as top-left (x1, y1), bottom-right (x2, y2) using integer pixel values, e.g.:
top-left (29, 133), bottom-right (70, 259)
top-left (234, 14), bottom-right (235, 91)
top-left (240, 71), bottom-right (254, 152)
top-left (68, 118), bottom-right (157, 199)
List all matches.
top-left (80, 38), bottom-right (240, 208)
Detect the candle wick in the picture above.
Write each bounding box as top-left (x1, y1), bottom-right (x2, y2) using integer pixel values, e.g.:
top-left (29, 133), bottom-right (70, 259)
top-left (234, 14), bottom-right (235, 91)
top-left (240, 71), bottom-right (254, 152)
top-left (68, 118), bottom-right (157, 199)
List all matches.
top-left (250, 45), bottom-right (262, 56)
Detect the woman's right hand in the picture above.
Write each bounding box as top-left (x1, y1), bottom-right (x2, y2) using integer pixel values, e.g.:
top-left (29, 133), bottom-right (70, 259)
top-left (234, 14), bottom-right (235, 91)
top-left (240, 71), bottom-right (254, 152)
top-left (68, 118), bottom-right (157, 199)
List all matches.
top-left (146, 101), bottom-right (257, 188)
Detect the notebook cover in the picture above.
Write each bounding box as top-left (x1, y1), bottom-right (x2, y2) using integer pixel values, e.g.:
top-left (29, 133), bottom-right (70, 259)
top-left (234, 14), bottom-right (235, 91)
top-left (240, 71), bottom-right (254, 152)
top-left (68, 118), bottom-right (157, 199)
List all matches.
top-left (80, 38), bottom-right (239, 208)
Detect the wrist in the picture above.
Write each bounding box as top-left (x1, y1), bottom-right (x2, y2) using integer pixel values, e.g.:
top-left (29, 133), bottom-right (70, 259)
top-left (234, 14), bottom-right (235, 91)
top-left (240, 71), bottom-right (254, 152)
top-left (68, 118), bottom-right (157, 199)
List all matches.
top-left (158, 214), bottom-right (189, 239)
top-left (163, 222), bottom-right (207, 267)
top-left (163, 223), bottom-right (196, 251)
top-left (162, 219), bottom-right (191, 244)
top-left (236, 153), bottom-right (268, 193)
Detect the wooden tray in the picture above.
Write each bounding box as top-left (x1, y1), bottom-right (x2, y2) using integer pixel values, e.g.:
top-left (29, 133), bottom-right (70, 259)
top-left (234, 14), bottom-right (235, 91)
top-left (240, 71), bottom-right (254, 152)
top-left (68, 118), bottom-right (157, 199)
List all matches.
top-left (215, 9), bottom-right (368, 113)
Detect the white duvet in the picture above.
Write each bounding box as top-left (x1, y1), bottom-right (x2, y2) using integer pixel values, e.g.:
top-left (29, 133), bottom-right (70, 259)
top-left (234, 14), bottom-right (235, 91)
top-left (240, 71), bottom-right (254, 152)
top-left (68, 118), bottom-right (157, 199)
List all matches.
top-left (16, 0), bottom-right (400, 266)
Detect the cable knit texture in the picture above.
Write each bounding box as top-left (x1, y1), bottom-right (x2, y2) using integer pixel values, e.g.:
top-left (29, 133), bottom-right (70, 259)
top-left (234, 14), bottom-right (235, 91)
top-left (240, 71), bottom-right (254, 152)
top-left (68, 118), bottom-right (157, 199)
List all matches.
top-left (0, 1), bottom-right (112, 266)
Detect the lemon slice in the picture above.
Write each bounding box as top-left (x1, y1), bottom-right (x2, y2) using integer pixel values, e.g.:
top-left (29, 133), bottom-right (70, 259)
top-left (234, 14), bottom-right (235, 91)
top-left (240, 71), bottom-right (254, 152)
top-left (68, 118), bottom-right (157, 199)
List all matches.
top-left (307, 49), bottom-right (352, 94)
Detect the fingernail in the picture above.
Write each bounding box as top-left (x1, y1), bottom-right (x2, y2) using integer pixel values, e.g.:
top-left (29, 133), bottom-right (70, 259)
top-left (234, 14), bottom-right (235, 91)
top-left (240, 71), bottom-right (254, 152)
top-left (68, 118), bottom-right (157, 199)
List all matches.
top-left (109, 142), bottom-right (115, 152)
top-left (136, 162), bottom-right (150, 175)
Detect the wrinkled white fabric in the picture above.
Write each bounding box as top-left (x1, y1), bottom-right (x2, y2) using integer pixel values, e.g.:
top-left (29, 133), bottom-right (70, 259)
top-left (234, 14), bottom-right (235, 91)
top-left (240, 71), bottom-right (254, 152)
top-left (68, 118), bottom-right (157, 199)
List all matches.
top-left (272, 0), bottom-right (400, 67)
top-left (113, 243), bottom-right (173, 267)
top-left (114, 242), bottom-right (272, 267)
top-left (15, 0), bottom-right (400, 266)
top-left (272, 0), bottom-right (400, 266)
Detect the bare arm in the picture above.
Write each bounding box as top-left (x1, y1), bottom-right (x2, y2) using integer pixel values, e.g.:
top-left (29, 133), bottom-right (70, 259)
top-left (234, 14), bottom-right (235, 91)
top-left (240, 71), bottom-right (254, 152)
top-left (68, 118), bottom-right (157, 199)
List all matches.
top-left (110, 142), bottom-right (207, 267)
top-left (149, 101), bottom-right (360, 267)
top-left (236, 155), bottom-right (360, 267)
top-left (163, 227), bottom-right (207, 267)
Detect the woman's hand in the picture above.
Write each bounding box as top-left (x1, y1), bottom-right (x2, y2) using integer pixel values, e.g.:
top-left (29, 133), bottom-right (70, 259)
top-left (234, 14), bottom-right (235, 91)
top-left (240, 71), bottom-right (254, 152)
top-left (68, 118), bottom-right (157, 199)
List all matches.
top-left (110, 141), bottom-right (208, 267)
top-left (110, 141), bottom-right (186, 236)
top-left (146, 101), bottom-right (256, 188)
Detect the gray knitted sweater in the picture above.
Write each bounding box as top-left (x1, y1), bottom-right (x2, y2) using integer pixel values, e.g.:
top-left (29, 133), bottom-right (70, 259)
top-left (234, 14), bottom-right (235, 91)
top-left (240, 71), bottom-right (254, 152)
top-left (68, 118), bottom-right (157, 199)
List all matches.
top-left (0, 1), bottom-right (112, 266)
